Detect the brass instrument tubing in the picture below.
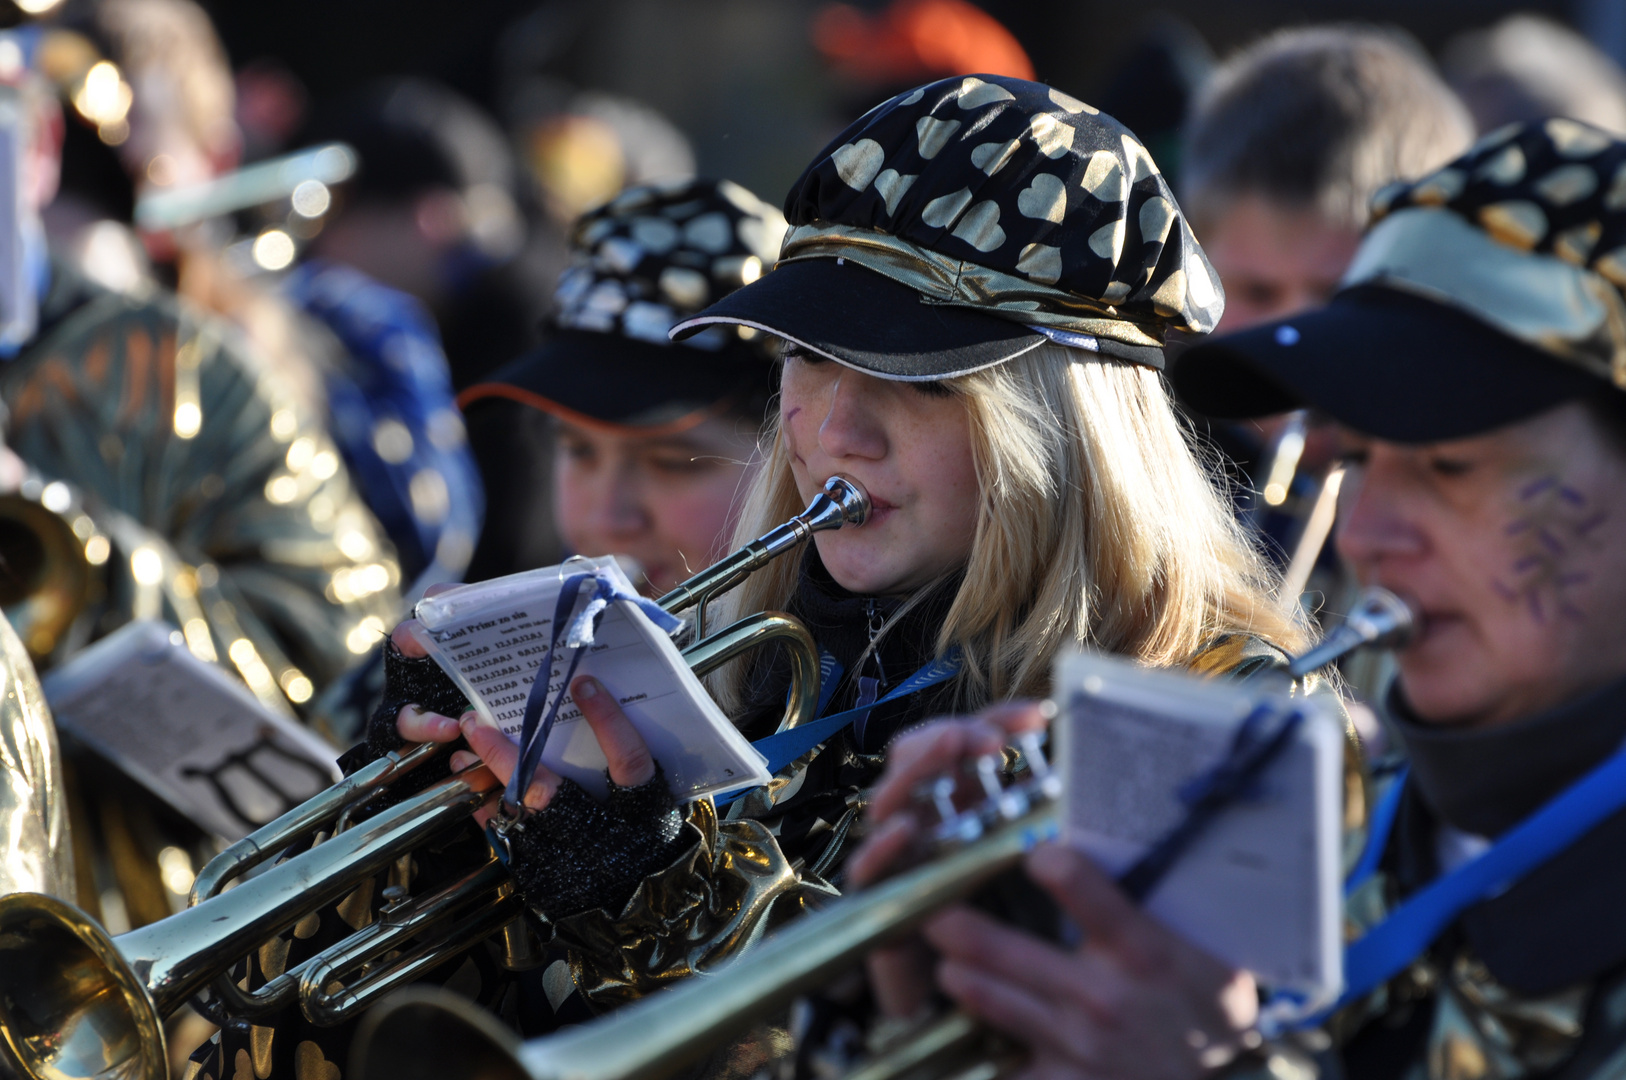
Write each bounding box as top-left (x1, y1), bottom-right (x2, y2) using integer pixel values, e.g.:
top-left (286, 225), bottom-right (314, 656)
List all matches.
top-left (128, 766), bottom-right (493, 1017)
top-left (356, 805), bottom-right (1057, 1080)
top-left (190, 741), bottom-right (444, 905)
top-left (300, 859), bottom-right (522, 1025)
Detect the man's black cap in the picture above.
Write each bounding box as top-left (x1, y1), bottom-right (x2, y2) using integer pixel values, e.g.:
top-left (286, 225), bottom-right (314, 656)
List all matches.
top-left (1176, 118), bottom-right (1626, 443)
top-left (1170, 285), bottom-right (1603, 443)
top-left (465, 330), bottom-right (769, 431)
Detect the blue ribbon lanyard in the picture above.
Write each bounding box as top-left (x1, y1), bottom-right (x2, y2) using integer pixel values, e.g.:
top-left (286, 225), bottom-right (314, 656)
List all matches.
top-left (744, 648), bottom-right (964, 778)
top-left (1322, 738), bottom-right (1626, 1018)
top-left (1344, 765), bottom-right (1408, 898)
top-left (506, 570), bottom-right (681, 811)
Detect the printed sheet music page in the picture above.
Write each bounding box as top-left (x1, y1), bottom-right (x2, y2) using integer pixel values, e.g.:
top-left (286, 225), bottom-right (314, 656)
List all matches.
top-left (1055, 651), bottom-right (1344, 1005)
top-left (412, 556), bottom-right (770, 801)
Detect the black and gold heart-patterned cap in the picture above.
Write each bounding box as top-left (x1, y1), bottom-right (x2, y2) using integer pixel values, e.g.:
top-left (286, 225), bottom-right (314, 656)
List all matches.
top-left (461, 178), bottom-right (786, 430)
top-left (671, 74), bottom-right (1224, 379)
top-left (1173, 119), bottom-right (1626, 443)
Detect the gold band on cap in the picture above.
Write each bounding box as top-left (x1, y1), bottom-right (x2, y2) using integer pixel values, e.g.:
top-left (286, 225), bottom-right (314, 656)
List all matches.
top-left (778, 222), bottom-right (1168, 350)
top-left (1344, 207), bottom-right (1626, 390)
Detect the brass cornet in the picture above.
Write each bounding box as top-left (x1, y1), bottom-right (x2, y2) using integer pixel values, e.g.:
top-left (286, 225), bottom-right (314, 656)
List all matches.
top-left (345, 587), bottom-right (1416, 1080)
top-left (350, 737), bottom-right (1064, 1080)
top-left (0, 476), bottom-right (871, 1080)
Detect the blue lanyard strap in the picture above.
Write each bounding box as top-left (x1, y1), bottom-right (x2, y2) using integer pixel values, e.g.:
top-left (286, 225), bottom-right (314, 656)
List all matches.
top-left (1343, 765), bottom-right (1408, 898)
top-left (1327, 739), bottom-right (1626, 1017)
top-left (508, 570), bottom-right (681, 809)
top-left (745, 648), bottom-right (964, 778)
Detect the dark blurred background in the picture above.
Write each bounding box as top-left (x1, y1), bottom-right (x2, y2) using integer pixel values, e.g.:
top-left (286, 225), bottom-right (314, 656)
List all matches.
top-left (203, 0), bottom-right (1595, 202)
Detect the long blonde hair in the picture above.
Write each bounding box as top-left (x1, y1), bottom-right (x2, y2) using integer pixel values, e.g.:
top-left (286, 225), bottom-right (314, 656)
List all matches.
top-left (710, 343), bottom-right (1307, 713)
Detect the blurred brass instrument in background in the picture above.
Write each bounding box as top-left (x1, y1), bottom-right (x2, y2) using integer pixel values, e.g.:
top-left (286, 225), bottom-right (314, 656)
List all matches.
top-left (0, 476), bottom-right (870, 1080)
top-left (346, 587), bottom-right (1415, 1080)
top-left (0, 478), bottom-right (111, 664)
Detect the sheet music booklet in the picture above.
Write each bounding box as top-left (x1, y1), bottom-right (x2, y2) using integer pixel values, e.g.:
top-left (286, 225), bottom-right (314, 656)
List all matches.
top-left (411, 556), bottom-right (771, 801)
top-left (41, 620), bottom-right (341, 842)
top-left (1055, 651), bottom-right (1345, 1007)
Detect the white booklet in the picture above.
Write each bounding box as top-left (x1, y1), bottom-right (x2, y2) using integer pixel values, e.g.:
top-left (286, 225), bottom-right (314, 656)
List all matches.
top-left (41, 620), bottom-right (342, 842)
top-left (410, 556), bottom-right (770, 802)
top-left (1055, 650), bottom-right (1344, 1007)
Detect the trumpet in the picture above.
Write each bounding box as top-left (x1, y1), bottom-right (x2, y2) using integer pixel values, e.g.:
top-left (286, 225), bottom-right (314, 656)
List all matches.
top-left (348, 587), bottom-right (1416, 1080)
top-left (0, 476), bottom-right (871, 1080)
top-left (352, 736), bottom-right (1064, 1080)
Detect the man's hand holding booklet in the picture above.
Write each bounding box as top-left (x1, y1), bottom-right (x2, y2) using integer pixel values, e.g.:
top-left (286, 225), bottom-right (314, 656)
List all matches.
top-left (1055, 652), bottom-right (1346, 1013)
top-left (410, 556), bottom-right (770, 801)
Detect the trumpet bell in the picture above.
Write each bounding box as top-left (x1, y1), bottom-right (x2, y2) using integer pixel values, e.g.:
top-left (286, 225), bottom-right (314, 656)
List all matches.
top-left (0, 892), bottom-right (165, 1080)
top-left (354, 988), bottom-right (527, 1080)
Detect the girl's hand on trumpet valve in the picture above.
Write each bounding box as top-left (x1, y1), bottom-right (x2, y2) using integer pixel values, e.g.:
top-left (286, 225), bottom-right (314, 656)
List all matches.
top-left (851, 703), bottom-right (1261, 1080)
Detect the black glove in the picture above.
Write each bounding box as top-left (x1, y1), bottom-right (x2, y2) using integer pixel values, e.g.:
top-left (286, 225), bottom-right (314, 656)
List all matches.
top-left (337, 639), bottom-right (472, 781)
top-left (506, 766), bottom-right (688, 920)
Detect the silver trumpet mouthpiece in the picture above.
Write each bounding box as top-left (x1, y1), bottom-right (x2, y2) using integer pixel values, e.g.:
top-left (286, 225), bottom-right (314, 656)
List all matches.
top-left (800, 476), bottom-right (871, 532)
top-left (1286, 586), bottom-right (1415, 679)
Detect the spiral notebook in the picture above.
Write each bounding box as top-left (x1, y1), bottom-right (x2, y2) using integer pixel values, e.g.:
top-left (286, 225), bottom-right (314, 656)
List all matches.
top-left (410, 556), bottom-right (771, 802)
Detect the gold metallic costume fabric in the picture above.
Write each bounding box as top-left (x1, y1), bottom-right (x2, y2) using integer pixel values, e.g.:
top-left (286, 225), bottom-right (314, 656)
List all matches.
top-left (552, 795), bottom-right (839, 1008)
top-left (0, 609), bottom-right (73, 900)
top-left (780, 222), bottom-right (1172, 349)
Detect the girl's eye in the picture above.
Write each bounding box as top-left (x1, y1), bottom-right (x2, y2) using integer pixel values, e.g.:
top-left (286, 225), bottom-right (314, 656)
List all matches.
top-left (1336, 447), bottom-right (1369, 467)
top-left (913, 380), bottom-right (952, 398)
top-left (1428, 457), bottom-right (1474, 477)
top-left (558, 439), bottom-right (594, 463)
top-left (647, 453), bottom-right (710, 475)
top-left (781, 344), bottom-right (827, 365)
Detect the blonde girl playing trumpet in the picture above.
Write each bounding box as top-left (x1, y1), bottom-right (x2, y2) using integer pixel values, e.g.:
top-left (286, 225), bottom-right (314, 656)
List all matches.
top-left (389, 74), bottom-right (1308, 1023)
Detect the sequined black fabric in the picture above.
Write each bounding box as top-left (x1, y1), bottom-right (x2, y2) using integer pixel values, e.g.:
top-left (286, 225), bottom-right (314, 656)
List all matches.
top-left (333, 639), bottom-right (473, 805)
top-left (364, 639), bottom-right (471, 753)
top-left (507, 766), bottom-right (687, 919)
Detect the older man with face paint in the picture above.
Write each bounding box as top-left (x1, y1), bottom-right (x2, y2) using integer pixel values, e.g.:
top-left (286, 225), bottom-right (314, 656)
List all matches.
top-left (852, 119), bottom-right (1626, 1080)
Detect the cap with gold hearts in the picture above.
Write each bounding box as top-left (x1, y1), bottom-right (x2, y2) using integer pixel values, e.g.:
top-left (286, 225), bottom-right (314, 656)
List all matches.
top-left (461, 177), bottom-right (786, 431)
top-left (670, 74), bottom-right (1224, 379)
top-left (1173, 119), bottom-right (1626, 443)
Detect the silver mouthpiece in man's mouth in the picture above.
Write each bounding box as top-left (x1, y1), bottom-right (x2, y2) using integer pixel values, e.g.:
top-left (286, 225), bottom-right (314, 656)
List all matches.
top-left (1286, 586), bottom-right (1415, 679)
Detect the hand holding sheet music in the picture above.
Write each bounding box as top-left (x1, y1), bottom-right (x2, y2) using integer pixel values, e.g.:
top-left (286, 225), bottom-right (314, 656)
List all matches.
top-left (409, 557), bottom-right (770, 802)
top-left (849, 649), bottom-right (1345, 1074)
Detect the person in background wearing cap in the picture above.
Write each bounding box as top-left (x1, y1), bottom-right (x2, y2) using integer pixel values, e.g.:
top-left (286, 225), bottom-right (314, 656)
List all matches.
top-left (370, 74), bottom-right (1314, 1050)
top-left (457, 177), bottom-right (784, 596)
top-left (185, 178), bottom-right (790, 1077)
top-left (1181, 26), bottom-right (1476, 747)
top-left (845, 118), bottom-right (1626, 1080)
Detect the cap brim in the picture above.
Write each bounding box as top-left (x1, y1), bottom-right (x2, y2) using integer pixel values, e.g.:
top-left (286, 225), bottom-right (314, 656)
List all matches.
top-left (671, 257), bottom-right (1049, 380)
top-left (459, 329), bottom-right (766, 433)
top-left (1170, 286), bottom-right (1605, 443)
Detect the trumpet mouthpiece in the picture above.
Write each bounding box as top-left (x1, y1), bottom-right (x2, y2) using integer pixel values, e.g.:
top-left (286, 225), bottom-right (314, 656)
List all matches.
top-left (820, 476), bottom-right (871, 527)
top-left (1285, 586), bottom-right (1416, 679)
top-left (797, 477), bottom-right (870, 534)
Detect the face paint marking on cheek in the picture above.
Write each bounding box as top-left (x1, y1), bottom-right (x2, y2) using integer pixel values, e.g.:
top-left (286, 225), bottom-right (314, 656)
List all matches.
top-left (783, 407), bottom-right (801, 423)
top-left (1491, 476), bottom-right (1606, 623)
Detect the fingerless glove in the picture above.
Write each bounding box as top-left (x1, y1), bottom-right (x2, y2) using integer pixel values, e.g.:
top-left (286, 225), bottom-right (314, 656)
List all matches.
top-left (507, 767), bottom-right (688, 920)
